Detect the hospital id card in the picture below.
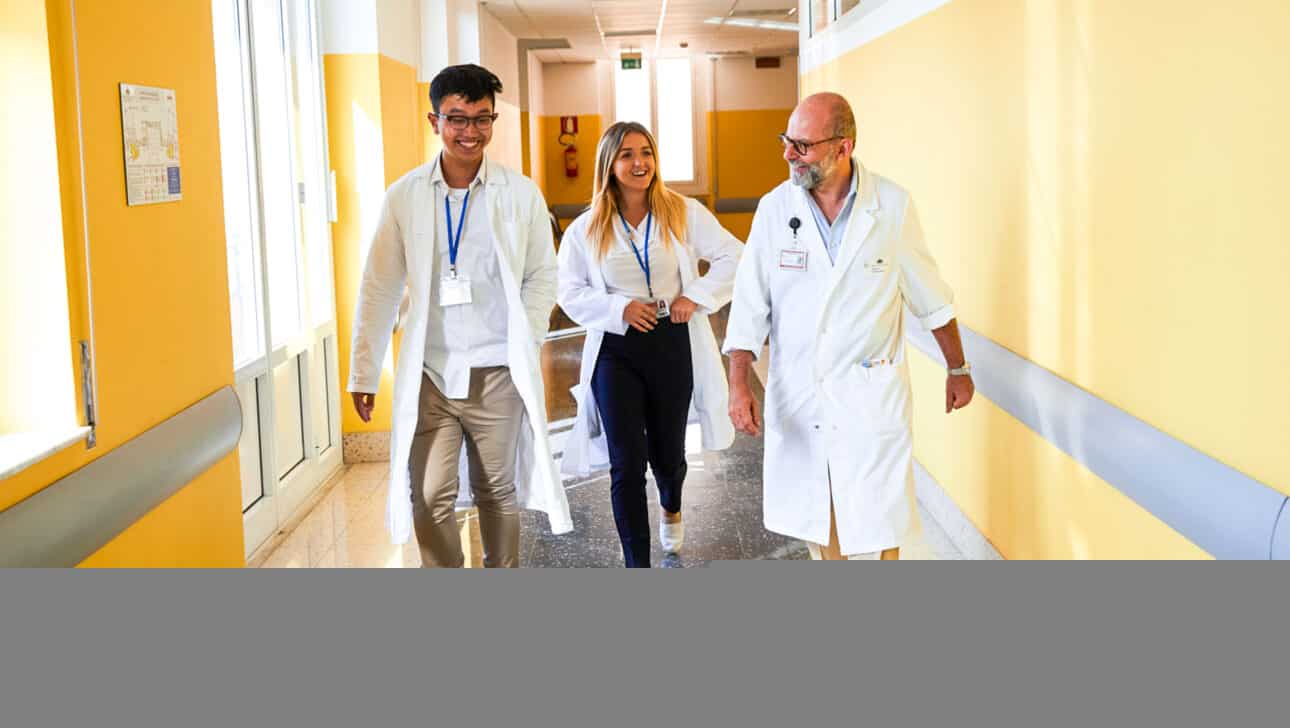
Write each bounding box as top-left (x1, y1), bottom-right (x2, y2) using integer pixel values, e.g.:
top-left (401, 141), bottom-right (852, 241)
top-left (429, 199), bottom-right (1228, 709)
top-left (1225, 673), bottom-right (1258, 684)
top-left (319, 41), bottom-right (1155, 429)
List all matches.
top-left (439, 276), bottom-right (472, 306)
top-left (654, 298), bottom-right (671, 319)
top-left (779, 249), bottom-right (808, 271)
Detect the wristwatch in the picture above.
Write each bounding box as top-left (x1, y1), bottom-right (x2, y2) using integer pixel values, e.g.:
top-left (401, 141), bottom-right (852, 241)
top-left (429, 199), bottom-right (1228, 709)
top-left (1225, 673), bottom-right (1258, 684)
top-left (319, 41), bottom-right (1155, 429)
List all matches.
top-left (948, 362), bottom-right (972, 376)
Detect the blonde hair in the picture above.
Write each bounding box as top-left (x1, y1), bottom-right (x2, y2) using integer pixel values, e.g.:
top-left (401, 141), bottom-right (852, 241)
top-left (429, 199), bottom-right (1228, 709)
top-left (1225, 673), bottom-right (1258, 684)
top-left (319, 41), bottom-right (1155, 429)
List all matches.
top-left (587, 122), bottom-right (687, 259)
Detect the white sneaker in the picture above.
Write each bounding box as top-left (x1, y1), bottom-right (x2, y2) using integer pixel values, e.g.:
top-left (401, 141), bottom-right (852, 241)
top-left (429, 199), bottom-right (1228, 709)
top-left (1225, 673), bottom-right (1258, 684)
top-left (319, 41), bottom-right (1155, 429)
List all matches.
top-left (660, 518), bottom-right (685, 553)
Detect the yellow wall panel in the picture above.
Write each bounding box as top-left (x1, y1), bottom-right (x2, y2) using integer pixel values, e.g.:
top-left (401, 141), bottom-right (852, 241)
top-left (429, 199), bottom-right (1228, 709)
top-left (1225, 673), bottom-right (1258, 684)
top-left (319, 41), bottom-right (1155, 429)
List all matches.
top-left (540, 114), bottom-right (600, 208)
top-left (717, 212), bottom-right (753, 243)
top-left (378, 55), bottom-right (420, 186)
top-left (324, 53), bottom-right (392, 435)
top-left (712, 109), bottom-right (792, 201)
top-left (802, 0), bottom-right (1290, 556)
top-left (0, 0), bottom-right (244, 566)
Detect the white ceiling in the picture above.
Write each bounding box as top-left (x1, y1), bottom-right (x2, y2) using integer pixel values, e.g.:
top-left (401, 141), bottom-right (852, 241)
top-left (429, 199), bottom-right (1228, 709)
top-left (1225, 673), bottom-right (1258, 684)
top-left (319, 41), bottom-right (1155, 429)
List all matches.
top-left (482, 0), bottom-right (801, 63)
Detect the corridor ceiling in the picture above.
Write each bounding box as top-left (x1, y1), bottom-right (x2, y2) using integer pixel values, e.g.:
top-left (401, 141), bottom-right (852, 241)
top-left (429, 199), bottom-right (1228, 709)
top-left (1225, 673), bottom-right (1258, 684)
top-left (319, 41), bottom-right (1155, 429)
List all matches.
top-left (483, 0), bottom-right (801, 62)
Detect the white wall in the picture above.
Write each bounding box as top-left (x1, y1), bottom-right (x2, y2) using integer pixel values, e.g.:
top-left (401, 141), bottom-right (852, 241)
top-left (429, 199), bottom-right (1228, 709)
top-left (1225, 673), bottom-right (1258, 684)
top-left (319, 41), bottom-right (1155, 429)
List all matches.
top-left (320, 0), bottom-right (378, 54)
top-left (713, 56), bottom-right (799, 111)
top-left (375, 0), bottom-right (421, 70)
top-left (479, 8), bottom-right (519, 106)
top-left (478, 6), bottom-right (520, 169)
top-left (542, 62), bottom-right (602, 116)
top-left (526, 50), bottom-right (545, 116)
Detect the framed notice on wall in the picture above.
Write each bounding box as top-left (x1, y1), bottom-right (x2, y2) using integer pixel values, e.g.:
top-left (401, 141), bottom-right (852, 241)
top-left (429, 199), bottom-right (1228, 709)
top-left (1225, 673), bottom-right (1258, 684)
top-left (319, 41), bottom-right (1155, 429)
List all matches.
top-left (119, 83), bottom-right (182, 206)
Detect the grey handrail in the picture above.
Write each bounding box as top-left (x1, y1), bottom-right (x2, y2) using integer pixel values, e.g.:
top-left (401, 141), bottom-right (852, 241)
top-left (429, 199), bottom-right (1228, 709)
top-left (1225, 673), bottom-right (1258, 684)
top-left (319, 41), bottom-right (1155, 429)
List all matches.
top-left (0, 386), bottom-right (243, 567)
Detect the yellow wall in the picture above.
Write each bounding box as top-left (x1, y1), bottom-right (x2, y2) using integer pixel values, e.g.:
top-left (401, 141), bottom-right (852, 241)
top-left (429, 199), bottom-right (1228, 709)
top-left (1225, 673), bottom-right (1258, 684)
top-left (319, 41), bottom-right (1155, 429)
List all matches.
top-left (327, 54), bottom-right (431, 437)
top-left (378, 56), bottom-right (419, 187)
top-left (0, 0), bottom-right (244, 566)
top-left (711, 109), bottom-right (793, 201)
top-left (539, 114), bottom-right (601, 209)
top-left (709, 108), bottom-right (792, 242)
top-left (803, 0), bottom-right (1290, 558)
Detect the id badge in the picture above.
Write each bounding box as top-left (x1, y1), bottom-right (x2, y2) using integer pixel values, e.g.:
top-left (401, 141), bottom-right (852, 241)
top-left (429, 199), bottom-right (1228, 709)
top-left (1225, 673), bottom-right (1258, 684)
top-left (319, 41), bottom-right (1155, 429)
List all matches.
top-left (654, 298), bottom-right (671, 319)
top-left (779, 249), bottom-right (808, 271)
top-left (439, 276), bottom-right (472, 306)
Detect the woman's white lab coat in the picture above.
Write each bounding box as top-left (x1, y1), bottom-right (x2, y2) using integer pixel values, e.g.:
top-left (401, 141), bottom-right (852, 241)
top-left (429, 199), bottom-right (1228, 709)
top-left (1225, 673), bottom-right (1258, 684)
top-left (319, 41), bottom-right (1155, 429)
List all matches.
top-left (557, 197), bottom-right (743, 477)
top-left (348, 157), bottom-right (572, 544)
top-left (723, 165), bottom-right (955, 555)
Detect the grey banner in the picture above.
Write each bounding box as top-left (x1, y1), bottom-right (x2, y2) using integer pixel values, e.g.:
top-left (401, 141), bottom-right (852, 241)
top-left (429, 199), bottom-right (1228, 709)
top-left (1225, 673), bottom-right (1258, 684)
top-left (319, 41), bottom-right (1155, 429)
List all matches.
top-left (2, 568), bottom-right (1287, 728)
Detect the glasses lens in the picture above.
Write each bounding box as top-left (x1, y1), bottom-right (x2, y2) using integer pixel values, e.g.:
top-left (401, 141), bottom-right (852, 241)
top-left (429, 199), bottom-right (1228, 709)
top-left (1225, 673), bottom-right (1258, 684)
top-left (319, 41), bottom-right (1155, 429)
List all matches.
top-left (474, 116), bottom-right (494, 130)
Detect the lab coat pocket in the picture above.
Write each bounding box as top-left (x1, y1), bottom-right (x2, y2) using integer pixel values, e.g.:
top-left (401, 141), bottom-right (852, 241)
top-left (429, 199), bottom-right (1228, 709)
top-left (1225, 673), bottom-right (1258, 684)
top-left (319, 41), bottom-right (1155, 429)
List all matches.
top-left (840, 365), bottom-right (910, 434)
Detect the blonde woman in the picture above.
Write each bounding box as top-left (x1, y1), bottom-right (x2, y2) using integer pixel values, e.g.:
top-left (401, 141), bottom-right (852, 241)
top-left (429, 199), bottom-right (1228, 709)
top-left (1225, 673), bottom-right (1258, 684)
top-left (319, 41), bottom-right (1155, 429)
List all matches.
top-left (558, 121), bottom-right (743, 567)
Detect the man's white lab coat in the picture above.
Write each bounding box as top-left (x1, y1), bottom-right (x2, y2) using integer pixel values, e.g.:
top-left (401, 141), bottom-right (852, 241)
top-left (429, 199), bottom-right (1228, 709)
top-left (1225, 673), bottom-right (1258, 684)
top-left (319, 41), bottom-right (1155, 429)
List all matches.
top-left (723, 165), bottom-right (954, 554)
top-left (348, 156), bottom-right (572, 544)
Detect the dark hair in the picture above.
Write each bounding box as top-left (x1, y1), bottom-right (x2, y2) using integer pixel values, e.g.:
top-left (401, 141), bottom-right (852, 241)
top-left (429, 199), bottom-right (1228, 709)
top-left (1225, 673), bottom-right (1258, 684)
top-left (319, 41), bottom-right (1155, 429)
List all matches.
top-left (429, 64), bottom-right (503, 113)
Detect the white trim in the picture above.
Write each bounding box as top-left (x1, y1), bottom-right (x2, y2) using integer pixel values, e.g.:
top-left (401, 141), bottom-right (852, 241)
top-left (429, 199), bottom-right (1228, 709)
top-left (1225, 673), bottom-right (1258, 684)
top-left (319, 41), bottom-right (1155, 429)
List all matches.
top-left (0, 428), bottom-right (92, 481)
top-left (799, 0), bottom-right (952, 76)
top-left (913, 460), bottom-right (1003, 560)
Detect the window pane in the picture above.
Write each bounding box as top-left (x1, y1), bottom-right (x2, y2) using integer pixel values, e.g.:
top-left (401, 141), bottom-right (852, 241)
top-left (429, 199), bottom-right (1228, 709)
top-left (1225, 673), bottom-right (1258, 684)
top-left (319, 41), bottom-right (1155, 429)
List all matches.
top-left (655, 58), bottom-right (694, 183)
top-left (614, 63), bottom-right (651, 131)
top-left (250, 0), bottom-right (303, 347)
top-left (288, 0), bottom-right (335, 329)
top-left (213, 0), bottom-right (265, 369)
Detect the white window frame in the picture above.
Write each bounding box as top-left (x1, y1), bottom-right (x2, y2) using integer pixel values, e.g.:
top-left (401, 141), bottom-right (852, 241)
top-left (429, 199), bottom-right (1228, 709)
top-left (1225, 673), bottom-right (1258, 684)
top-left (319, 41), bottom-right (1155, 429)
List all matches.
top-left (213, 0), bottom-right (341, 556)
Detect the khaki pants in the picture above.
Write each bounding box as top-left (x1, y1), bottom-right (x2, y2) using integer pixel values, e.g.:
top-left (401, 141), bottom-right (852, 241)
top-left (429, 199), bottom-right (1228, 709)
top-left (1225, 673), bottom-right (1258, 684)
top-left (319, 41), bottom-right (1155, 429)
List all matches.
top-left (408, 368), bottom-right (523, 568)
top-left (806, 499), bottom-right (900, 561)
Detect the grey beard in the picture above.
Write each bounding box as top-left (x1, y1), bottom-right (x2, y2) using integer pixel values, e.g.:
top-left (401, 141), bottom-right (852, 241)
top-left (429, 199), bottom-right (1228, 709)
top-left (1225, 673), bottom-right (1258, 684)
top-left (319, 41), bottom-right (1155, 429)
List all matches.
top-left (790, 163), bottom-right (826, 190)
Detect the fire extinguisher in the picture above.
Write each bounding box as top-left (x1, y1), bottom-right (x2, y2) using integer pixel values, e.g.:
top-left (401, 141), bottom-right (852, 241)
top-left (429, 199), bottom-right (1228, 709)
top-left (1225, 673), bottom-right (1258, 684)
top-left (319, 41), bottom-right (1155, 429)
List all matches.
top-left (563, 144), bottom-right (578, 178)
top-left (559, 126), bottom-right (578, 178)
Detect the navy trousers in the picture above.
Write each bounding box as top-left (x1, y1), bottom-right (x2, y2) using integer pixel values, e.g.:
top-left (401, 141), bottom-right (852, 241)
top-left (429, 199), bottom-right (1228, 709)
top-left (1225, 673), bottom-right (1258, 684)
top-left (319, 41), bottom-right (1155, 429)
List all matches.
top-left (591, 318), bottom-right (694, 568)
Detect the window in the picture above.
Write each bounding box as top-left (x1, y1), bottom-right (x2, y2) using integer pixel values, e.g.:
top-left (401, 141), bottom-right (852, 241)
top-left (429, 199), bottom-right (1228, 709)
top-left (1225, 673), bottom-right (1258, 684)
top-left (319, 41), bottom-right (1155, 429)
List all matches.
top-left (811, 0), bottom-right (884, 37)
top-left (613, 58), bottom-right (697, 185)
top-left (1, 0), bottom-right (92, 479)
top-left (213, 0), bottom-right (340, 556)
top-left (655, 58), bottom-right (695, 184)
top-left (614, 62), bottom-right (652, 130)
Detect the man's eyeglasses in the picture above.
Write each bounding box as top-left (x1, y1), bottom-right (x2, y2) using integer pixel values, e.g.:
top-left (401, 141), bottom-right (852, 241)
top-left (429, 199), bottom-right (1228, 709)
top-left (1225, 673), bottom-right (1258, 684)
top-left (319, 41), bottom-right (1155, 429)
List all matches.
top-left (434, 113), bottom-right (499, 130)
top-left (777, 133), bottom-right (843, 156)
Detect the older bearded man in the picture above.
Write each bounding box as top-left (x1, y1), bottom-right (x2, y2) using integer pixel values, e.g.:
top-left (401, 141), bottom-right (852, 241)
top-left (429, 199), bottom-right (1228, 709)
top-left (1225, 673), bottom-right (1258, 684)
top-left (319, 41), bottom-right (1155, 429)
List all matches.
top-left (723, 93), bottom-right (974, 560)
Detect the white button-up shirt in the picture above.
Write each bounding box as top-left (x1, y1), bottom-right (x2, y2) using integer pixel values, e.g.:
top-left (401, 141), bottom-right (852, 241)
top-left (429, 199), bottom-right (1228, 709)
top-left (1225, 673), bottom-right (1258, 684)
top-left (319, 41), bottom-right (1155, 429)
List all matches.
top-left (424, 159), bottom-right (509, 398)
top-left (600, 214), bottom-right (683, 304)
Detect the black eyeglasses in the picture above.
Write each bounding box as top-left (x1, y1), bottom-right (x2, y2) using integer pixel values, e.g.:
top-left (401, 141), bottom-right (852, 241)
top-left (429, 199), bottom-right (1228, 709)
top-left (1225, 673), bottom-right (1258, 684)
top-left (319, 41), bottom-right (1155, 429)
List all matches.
top-left (434, 113), bottom-right (499, 130)
top-left (777, 133), bottom-right (843, 156)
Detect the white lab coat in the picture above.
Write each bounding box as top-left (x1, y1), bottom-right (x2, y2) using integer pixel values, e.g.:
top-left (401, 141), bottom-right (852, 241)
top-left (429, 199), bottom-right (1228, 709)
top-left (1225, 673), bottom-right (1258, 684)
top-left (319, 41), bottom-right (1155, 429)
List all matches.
top-left (348, 156), bottom-right (573, 544)
top-left (558, 197), bottom-right (743, 477)
top-left (723, 165), bottom-right (955, 554)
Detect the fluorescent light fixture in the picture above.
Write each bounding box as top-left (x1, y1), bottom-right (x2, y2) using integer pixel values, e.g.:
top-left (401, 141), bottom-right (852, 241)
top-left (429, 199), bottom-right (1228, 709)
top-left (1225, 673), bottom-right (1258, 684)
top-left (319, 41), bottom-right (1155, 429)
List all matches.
top-left (704, 16), bottom-right (799, 32)
top-left (603, 29), bottom-right (657, 38)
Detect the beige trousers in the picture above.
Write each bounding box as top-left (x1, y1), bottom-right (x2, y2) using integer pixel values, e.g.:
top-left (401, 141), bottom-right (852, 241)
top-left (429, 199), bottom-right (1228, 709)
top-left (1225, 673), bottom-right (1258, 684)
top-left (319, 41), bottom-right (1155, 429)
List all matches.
top-left (806, 499), bottom-right (901, 561)
top-left (408, 368), bottom-right (524, 568)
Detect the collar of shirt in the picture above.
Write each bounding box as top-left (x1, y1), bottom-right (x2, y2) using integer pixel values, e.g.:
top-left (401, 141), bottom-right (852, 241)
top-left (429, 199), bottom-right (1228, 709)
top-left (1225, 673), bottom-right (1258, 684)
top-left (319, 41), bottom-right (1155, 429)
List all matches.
top-left (430, 152), bottom-right (488, 190)
top-left (805, 159), bottom-right (859, 264)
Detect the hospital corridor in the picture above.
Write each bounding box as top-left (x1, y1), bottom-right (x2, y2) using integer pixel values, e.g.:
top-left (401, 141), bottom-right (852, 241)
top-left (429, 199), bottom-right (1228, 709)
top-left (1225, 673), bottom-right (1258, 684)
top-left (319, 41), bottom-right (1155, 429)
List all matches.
top-left (3, 0), bottom-right (1288, 568)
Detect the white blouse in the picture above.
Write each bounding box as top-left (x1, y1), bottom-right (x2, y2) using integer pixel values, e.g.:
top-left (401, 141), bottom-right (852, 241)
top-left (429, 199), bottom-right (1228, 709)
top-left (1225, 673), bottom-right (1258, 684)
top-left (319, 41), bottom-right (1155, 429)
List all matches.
top-left (599, 215), bottom-right (683, 303)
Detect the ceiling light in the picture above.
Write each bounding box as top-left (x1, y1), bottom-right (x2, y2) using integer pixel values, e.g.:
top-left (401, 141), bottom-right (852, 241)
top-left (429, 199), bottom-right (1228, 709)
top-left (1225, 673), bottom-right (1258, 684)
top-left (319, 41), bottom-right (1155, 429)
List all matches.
top-left (704, 17), bottom-right (799, 32)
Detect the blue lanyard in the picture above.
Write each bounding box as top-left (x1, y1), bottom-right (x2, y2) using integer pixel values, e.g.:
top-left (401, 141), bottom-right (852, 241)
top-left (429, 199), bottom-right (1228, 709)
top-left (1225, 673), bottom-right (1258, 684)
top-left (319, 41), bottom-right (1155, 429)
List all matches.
top-left (444, 188), bottom-right (470, 277)
top-left (618, 210), bottom-right (654, 298)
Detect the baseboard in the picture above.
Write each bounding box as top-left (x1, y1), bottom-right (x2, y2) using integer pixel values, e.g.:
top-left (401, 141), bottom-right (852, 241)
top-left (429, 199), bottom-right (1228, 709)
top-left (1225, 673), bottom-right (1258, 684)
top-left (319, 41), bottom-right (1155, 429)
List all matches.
top-left (343, 431), bottom-right (390, 463)
top-left (914, 459), bottom-right (1004, 560)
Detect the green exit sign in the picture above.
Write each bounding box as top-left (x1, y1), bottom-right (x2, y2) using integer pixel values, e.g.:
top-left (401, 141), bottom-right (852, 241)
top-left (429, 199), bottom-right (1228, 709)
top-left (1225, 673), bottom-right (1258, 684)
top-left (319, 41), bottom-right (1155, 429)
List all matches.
top-left (621, 56), bottom-right (642, 70)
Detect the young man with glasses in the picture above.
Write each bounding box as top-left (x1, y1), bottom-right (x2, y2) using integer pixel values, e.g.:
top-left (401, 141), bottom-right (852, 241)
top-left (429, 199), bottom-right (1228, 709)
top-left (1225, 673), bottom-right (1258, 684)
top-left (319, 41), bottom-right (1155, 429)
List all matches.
top-left (723, 92), bottom-right (974, 561)
top-left (348, 64), bottom-right (572, 567)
